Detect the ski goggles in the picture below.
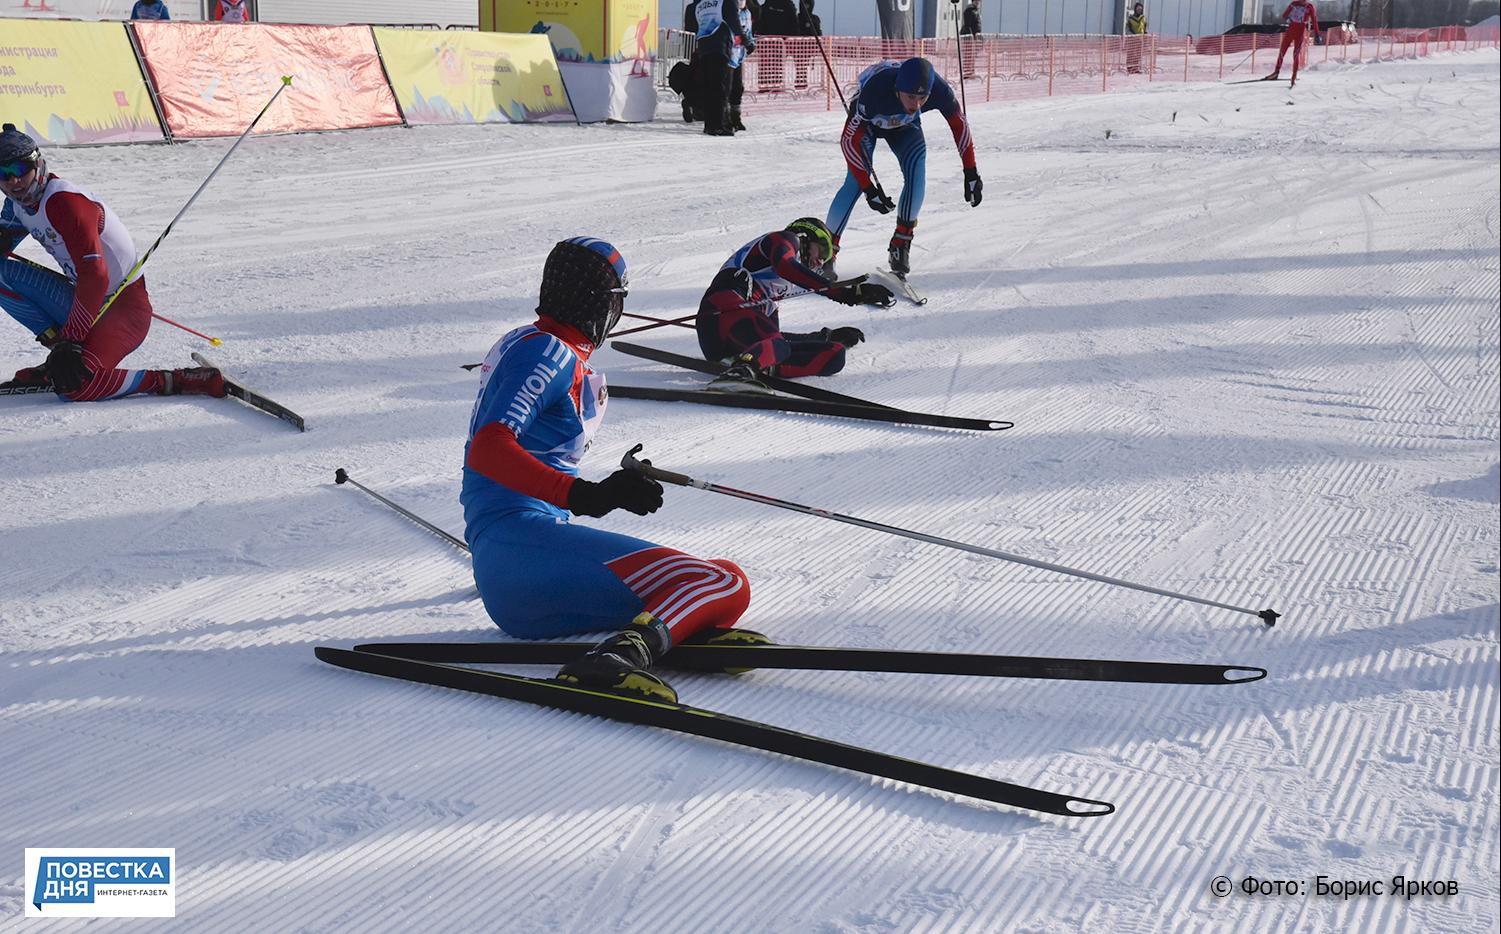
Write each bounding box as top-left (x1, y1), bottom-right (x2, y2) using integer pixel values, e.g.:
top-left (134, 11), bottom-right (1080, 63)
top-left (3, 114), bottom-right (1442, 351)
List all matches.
top-left (0, 157), bottom-right (38, 180)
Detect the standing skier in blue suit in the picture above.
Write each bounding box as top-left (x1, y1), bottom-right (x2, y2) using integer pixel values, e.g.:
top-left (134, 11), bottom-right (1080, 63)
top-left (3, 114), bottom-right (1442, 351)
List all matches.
top-left (825, 57), bottom-right (983, 276)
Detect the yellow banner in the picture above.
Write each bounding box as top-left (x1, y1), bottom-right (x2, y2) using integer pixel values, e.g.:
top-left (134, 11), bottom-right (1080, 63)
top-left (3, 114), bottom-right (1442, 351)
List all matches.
top-left (0, 20), bottom-right (164, 145)
top-left (607, 0), bottom-right (657, 64)
top-left (485, 0), bottom-right (607, 63)
top-left (374, 30), bottom-right (573, 124)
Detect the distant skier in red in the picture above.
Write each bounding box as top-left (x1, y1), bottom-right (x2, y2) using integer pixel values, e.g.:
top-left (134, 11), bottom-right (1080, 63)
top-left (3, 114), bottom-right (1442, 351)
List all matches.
top-left (1267, 0), bottom-right (1320, 86)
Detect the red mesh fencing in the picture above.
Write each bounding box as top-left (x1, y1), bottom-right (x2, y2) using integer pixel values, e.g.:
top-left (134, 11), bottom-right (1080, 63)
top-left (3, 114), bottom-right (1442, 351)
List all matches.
top-left (656, 27), bottom-right (1499, 114)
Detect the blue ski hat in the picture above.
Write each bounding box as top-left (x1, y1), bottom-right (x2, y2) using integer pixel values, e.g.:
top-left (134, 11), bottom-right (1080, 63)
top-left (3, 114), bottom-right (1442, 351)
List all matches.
top-left (894, 57), bottom-right (934, 96)
top-left (538, 236), bottom-right (628, 345)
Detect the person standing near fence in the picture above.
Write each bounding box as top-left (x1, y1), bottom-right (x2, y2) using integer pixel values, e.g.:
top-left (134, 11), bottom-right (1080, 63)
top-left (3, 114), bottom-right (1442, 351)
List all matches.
top-left (727, 0), bottom-right (756, 131)
top-left (794, 0), bottom-right (821, 89)
top-left (1126, 3), bottom-right (1147, 74)
top-left (757, 0), bottom-right (800, 92)
top-left (959, 0), bottom-right (982, 79)
top-left (1267, 0), bottom-right (1319, 85)
top-left (695, 0), bottom-right (755, 136)
top-left (824, 58), bottom-right (981, 277)
top-left (961, 0), bottom-right (982, 36)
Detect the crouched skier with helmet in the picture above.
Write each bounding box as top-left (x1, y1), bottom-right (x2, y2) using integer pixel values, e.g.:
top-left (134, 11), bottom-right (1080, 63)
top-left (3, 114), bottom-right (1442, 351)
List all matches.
top-left (0, 123), bottom-right (224, 401)
top-left (462, 237), bottom-right (762, 703)
top-left (696, 217), bottom-right (893, 387)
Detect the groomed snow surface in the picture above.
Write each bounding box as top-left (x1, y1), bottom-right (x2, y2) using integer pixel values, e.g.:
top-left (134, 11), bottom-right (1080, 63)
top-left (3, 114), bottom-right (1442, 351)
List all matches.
top-left (2, 52), bottom-right (1497, 932)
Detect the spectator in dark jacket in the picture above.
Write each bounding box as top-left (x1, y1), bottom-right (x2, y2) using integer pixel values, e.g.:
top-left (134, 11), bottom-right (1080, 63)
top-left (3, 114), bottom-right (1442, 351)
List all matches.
top-left (961, 0), bottom-right (982, 35)
top-left (130, 0), bottom-right (170, 20)
top-left (758, 0), bottom-right (800, 35)
top-left (797, 0), bottom-right (821, 35)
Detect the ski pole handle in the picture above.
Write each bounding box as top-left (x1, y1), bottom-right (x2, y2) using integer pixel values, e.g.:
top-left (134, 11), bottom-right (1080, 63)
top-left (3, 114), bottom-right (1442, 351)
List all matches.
top-left (621, 444), bottom-right (695, 487)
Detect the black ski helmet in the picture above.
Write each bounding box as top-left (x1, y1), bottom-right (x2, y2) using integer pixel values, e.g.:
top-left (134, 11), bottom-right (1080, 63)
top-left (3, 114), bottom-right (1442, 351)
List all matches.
top-left (0, 122), bottom-right (46, 206)
top-left (537, 237), bottom-right (628, 346)
top-left (894, 57), bottom-right (935, 97)
top-left (785, 216), bottom-right (836, 269)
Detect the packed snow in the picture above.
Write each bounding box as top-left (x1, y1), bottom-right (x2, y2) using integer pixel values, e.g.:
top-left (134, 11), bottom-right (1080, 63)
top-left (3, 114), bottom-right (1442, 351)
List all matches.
top-left (2, 51), bottom-right (1497, 931)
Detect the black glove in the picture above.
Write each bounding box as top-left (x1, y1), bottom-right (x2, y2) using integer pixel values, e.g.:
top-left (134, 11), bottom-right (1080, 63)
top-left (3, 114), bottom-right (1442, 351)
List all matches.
top-left (855, 282), bottom-right (895, 307)
top-left (567, 469), bottom-right (664, 518)
top-left (827, 286), bottom-right (863, 306)
top-left (964, 167), bottom-right (983, 207)
top-left (863, 184), bottom-right (896, 214)
top-left (745, 37), bottom-right (757, 55)
top-left (828, 326), bottom-right (865, 347)
top-left (44, 341), bottom-right (92, 393)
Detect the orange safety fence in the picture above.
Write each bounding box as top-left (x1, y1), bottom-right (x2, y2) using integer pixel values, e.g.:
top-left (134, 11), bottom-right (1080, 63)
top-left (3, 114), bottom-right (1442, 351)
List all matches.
top-left (657, 26), bottom-right (1500, 114)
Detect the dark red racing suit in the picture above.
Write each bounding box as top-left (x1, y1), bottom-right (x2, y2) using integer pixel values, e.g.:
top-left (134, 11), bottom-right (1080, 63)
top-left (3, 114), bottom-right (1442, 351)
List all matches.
top-left (695, 229), bottom-right (849, 377)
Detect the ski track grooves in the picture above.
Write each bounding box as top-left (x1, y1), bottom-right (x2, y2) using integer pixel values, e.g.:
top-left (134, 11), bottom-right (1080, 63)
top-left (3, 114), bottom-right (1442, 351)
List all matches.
top-left (1, 52), bottom-right (1497, 932)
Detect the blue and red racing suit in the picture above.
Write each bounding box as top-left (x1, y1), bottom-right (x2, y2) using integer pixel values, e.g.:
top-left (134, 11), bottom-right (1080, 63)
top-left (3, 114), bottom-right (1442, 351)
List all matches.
top-left (825, 60), bottom-right (977, 238)
top-left (462, 317), bottom-right (751, 639)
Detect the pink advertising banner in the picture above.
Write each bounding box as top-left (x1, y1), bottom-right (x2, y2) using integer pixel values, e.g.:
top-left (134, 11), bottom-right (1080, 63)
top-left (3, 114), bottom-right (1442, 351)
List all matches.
top-left (131, 22), bottom-right (402, 138)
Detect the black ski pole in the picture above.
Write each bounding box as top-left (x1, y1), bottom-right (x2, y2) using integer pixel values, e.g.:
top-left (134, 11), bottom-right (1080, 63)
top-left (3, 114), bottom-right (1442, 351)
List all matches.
top-left (622, 445), bottom-right (1280, 627)
top-left (951, 0), bottom-right (970, 116)
top-left (334, 468), bottom-right (470, 554)
top-left (811, 34), bottom-right (887, 195)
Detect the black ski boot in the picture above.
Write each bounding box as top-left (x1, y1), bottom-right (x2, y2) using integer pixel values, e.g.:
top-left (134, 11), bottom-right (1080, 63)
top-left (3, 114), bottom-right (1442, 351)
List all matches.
top-left (730, 108), bottom-right (746, 132)
top-left (708, 354), bottom-right (773, 394)
top-left (555, 613), bottom-right (677, 702)
top-left (888, 220), bottom-right (915, 277)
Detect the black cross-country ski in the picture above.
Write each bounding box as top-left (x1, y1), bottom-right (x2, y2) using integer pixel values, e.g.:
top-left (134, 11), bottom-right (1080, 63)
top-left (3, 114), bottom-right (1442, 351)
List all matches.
top-left (0, 378), bottom-right (51, 396)
top-left (611, 341), bottom-right (899, 409)
top-left (315, 646), bottom-right (1115, 816)
top-left (352, 640), bottom-right (1267, 685)
top-left (1226, 76), bottom-right (1290, 84)
top-left (608, 342), bottom-right (1011, 431)
top-left (608, 384), bottom-right (1009, 432)
top-left (871, 269), bottom-right (928, 305)
top-left (192, 352), bottom-right (305, 431)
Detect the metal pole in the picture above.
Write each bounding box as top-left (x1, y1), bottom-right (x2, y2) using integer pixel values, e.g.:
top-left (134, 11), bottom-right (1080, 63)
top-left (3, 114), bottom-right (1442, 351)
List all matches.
top-left (334, 468), bottom-right (470, 553)
top-left (623, 446), bottom-right (1281, 626)
top-left (91, 76), bottom-right (294, 328)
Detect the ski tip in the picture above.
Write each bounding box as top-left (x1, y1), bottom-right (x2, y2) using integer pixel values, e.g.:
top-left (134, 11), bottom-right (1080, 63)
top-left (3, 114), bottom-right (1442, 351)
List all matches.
top-left (986, 421), bottom-right (1015, 431)
top-left (1258, 608), bottom-right (1280, 628)
top-left (1223, 666), bottom-right (1268, 684)
top-left (1065, 797), bottom-right (1116, 817)
top-left (334, 467), bottom-right (349, 485)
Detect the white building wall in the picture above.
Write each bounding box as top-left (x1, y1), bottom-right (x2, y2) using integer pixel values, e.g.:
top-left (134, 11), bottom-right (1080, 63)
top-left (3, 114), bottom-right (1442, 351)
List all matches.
top-left (1, 0), bottom-right (202, 21)
top-left (254, 0), bottom-right (476, 27)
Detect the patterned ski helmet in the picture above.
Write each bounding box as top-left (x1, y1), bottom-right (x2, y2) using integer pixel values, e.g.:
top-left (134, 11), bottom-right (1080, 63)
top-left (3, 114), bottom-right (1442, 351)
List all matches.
top-left (785, 217), bottom-right (836, 270)
top-left (537, 237), bottom-right (628, 346)
top-left (0, 122), bottom-right (46, 206)
top-left (894, 57), bottom-right (935, 96)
